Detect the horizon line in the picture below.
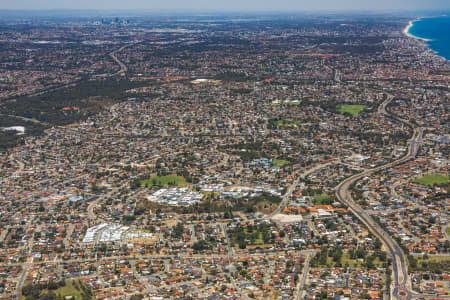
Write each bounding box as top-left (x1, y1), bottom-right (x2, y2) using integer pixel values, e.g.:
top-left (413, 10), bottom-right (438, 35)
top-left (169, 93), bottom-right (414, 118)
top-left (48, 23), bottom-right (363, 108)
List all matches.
top-left (0, 8), bottom-right (449, 13)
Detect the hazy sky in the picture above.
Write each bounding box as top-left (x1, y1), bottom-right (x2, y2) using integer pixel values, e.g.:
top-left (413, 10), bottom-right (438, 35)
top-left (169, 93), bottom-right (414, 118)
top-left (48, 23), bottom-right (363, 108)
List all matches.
top-left (1, 0), bottom-right (449, 11)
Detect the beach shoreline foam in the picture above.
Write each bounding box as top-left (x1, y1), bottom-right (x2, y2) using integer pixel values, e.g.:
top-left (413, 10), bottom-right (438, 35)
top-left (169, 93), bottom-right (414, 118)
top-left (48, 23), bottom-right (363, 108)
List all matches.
top-left (403, 18), bottom-right (432, 42)
top-left (402, 16), bottom-right (449, 61)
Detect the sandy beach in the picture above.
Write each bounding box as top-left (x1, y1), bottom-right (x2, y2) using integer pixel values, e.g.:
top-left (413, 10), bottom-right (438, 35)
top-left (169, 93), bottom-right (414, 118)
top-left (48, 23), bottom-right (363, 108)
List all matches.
top-left (403, 18), bottom-right (432, 41)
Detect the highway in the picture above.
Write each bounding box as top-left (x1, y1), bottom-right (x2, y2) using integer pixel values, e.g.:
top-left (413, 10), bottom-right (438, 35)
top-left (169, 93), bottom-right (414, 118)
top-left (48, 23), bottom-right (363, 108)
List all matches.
top-left (335, 93), bottom-right (438, 300)
top-left (334, 93), bottom-right (429, 300)
top-left (2, 42), bottom-right (132, 107)
top-left (109, 44), bottom-right (133, 76)
top-left (336, 127), bottom-right (423, 300)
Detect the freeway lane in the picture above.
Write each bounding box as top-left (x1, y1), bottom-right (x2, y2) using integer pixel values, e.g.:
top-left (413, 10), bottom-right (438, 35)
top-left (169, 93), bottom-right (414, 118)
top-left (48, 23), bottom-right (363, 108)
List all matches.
top-left (109, 44), bottom-right (129, 76)
top-left (336, 127), bottom-right (423, 300)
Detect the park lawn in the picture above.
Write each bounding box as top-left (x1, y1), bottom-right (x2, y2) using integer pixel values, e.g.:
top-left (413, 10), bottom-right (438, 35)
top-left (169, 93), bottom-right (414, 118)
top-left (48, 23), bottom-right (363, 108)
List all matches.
top-left (340, 253), bottom-right (383, 268)
top-left (269, 101), bottom-right (300, 106)
top-left (339, 253), bottom-right (367, 268)
top-left (446, 227), bottom-right (450, 236)
top-left (55, 280), bottom-right (93, 300)
top-left (317, 256), bottom-right (350, 268)
top-left (309, 191), bottom-right (328, 197)
top-left (416, 255), bottom-right (450, 264)
top-left (233, 230), bottom-right (264, 248)
top-left (338, 104), bottom-right (367, 116)
top-left (140, 175), bottom-right (187, 187)
top-left (244, 229), bottom-right (264, 245)
top-left (272, 159), bottom-right (289, 168)
top-left (320, 253), bottom-right (383, 268)
top-left (276, 120), bottom-right (299, 127)
top-left (312, 195), bottom-right (333, 205)
top-left (412, 174), bottom-right (449, 187)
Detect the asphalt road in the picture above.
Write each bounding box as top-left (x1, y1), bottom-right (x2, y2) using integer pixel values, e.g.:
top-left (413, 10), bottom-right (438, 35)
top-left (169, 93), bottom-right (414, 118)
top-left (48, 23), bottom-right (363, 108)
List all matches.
top-left (266, 160), bottom-right (337, 220)
top-left (109, 45), bottom-right (129, 76)
top-left (16, 263), bottom-right (30, 300)
top-left (336, 127), bottom-right (425, 300)
top-left (333, 94), bottom-right (431, 300)
top-left (296, 251), bottom-right (315, 300)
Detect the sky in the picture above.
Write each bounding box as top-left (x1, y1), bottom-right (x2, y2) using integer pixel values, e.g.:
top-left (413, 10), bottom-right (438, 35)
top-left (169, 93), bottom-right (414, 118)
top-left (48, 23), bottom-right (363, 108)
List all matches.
top-left (1, 0), bottom-right (449, 11)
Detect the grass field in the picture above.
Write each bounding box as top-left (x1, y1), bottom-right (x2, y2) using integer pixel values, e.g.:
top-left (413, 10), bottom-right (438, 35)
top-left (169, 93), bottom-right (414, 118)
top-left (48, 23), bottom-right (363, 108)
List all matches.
top-left (140, 175), bottom-right (186, 187)
top-left (55, 280), bottom-right (93, 300)
top-left (339, 253), bottom-right (362, 268)
top-left (269, 101), bottom-right (300, 106)
top-left (338, 104), bottom-right (367, 116)
top-left (446, 227), bottom-right (450, 236)
top-left (312, 195), bottom-right (334, 205)
top-left (416, 255), bottom-right (450, 264)
top-left (272, 159), bottom-right (289, 168)
top-left (276, 120), bottom-right (299, 127)
top-left (313, 252), bottom-right (383, 268)
top-left (412, 174), bottom-right (449, 187)
top-left (338, 253), bottom-right (383, 268)
top-left (244, 229), bottom-right (264, 244)
top-left (233, 229), bottom-right (263, 247)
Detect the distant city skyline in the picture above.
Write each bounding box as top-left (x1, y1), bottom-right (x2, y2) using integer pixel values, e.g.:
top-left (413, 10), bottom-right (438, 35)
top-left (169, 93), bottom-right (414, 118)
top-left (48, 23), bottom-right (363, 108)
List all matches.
top-left (1, 0), bottom-right (450, 11)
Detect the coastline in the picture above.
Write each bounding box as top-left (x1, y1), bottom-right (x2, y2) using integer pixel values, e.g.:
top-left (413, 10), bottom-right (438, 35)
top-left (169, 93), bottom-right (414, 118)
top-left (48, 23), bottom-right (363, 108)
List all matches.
top-left (403, 16), bottom-right (449, 61)
top-left (402, 18), bottom-right (432, 42)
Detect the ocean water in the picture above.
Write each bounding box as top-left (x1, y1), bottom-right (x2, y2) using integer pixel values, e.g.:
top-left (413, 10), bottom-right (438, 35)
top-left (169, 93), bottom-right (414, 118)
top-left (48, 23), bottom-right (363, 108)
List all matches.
top-left (408, 16), bottom-right (450, 60)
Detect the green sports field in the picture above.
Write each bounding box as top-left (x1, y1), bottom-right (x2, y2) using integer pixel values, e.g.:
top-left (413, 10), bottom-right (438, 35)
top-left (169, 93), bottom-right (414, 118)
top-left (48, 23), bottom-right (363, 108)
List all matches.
top-left (338, 104), bottom-right (367, 116)
top-left (140, 175), bottom-right (186, 187)
top-left (412, 174), bottom-right (449, 187)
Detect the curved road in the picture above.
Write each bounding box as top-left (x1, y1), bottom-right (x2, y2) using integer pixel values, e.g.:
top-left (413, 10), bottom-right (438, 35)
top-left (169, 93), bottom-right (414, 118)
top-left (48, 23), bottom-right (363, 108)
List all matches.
top-left (336, 94), bottom-right (437, 300)
top-left (110, 44), bottom-right (132, 76)
top-left (336, 133), bottom-right (421, 300)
